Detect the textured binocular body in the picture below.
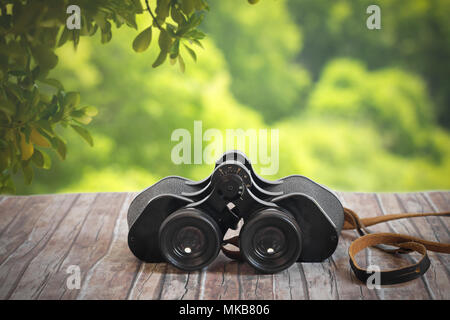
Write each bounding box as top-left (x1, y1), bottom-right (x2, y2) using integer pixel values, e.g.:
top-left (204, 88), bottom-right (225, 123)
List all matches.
top-left (127, 150), bottom-right (344, 273)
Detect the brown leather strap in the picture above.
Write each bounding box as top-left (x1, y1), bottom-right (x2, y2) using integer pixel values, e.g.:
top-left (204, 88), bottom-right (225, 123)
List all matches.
top-left (221, 207), bottom-right (450, 286)
top-left (344, 208), bottom-right (450, 285)
top-left (221, 236), bottom-right (243, 261)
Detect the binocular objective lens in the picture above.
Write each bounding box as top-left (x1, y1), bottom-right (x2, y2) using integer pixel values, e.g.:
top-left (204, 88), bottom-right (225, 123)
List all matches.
top-left (159, 209), bottom-right (222, 271)
top-left (240, 209), bottom-right (302, 273)
top-left (173, 226), bottom-right (206, 257)
top-left (254, 227), bottom-right (286, 258)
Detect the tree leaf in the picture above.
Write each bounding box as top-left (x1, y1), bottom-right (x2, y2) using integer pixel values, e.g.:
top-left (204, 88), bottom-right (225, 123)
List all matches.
top-left (36, 120), bottom-right (55, 136)
top-left (41, 149), bottom-right (52, 169)
top-left (170, 39), bottom-right (180, 59)
top-left (40, 78), bottom-right (64, 90)
top-left (152, 50), bottom-right (168, 68)
top-left (71, 124), bottom-right (94, 147)
top-left (132, 26), bottom-right (152, 53)
top-left (58, 27), bottom-right (70, 47)
top-left (101, 29), bottom-right (112, 44)
top-left (30, 128), bottom-right (51, 147)
top-left (171, 7), bottom-right (186, 25)
top-left (31, 149), bottom-right (44, 167)
top-left (155, 0), bottom-right (171, 21)
top-left (183, 44), bottom-right (197, 61)
top-left (81, 106), bottom-right (98, 117)
top-left (178, 55), bottom-right (186, 73)
top-left (64, 92), bottom-right (80, 109)
top-left (158, 29), bottom-right (172, 53)
top-left (181, 0), bottom-right (195, 17)
top-left (31, 45), bottom-right (58, 71)
top-left (20, 133), bottom-right (34, 160)
top-left (52, 136), bottom-right (66, 160)
top-left (73, 115), bottom-right (93, 125)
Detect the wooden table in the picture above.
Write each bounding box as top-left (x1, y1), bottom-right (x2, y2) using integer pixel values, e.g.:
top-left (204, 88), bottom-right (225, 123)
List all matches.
top-left (0, 191), bottom-right (448, 300)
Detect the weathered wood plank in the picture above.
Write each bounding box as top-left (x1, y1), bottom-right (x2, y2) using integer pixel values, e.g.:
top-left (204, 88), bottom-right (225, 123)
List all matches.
top-left (309, 192), bottom-right (375, 300)
top-left (130, 255), bottom-right (215, 300)
top-left (0, 191), bottom-right (448, 300)
top-left (285, 264), bottom-right (309, 300)
top-left (253, 273), bottom-right (274, 300)
top-left (0, 196), bottom-right (32, 238)
top-left (33, 192), bottom-right (128, 300)
top-left (217, 260), bottom-right (241, 300)
top-left (9, 193), bottom-right (98, 299)
top-left (127, 263), bottom-right (167, 300)
top-left (159, 265), bottom-right (191, 300)
top-left (0, 194), bottom-right (78, 299)
top-left (425, 192), bottom-right (450, 215)
top-left (301, 261), bottom-right (339, 300)
top-left (198, 254), bottom-right (230, 300)
top-left (0, 195), bottom-right (54, 264)
top-left (340, 193), bottom-right (429, 300)
top-left (375, 193), bottom-right (434, 299)
top-left (334, 192), bottom-right (378, 300)
top-left (238, 261), bottom-right (259, 300)
top-left (180, 270), bottom-right (202, 300)
top-left (421, 193), bottom-right (450, 241)
top-left (273, 267), bottom-right (293, 300)
top-left (394, 193), bottom-right (450, 299)
top-left (77, 193), bottom-right (141, 300)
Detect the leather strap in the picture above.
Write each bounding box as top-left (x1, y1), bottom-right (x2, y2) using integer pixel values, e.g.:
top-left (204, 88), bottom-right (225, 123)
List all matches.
top-left (221, 236), bottom-right (243, 261)
top-left (344, 208), bottom-right (450, 285)
top-left (221, 207), bottom-right (450, 285)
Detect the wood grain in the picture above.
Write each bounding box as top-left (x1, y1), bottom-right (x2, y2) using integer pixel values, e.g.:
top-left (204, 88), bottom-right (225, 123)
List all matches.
top-left (0, 191), bottom-right (448, 300)
top-left (0, 194), bottom-right (78, 299)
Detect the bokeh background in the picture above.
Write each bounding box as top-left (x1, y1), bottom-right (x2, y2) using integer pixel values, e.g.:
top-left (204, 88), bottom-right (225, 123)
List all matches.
top-left (14, 0), bottom-right (450, 194)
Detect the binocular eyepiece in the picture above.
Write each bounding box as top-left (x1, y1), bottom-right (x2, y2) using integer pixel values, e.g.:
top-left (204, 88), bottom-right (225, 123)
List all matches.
top-left (127, 150), bottom-right (344, 273)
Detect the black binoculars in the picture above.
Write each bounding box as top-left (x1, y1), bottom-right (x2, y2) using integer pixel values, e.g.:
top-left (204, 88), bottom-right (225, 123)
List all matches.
top-left (127, 150), bottom-right (344, 273)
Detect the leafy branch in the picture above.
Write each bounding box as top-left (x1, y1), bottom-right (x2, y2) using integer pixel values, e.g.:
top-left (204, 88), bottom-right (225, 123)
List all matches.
top-left (0, 0), bottom-right (259, 193)
top-left (145, 0), bottom-right (163, 31)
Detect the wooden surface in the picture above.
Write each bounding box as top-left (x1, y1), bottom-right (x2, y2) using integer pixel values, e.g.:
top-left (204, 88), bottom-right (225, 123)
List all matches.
top-left (0, 191), bottom-right (448, 300)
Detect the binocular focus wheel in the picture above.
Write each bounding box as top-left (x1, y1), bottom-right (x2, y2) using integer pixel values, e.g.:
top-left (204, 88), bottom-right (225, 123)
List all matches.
top-left (240, 208), bottom-right (302, 273)
top-left (158, 208), bottom-right (222, 271)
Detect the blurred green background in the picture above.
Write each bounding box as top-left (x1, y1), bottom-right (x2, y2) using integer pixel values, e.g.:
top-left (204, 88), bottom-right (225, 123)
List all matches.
top-left (14, 0), bottom-right (450, 194)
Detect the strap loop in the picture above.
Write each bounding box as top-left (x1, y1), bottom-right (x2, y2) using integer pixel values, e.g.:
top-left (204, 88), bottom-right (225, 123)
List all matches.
top-left (221, 236), bottom-right (243, 261)
top-left (344, 208), bottom-right (450, 285)
top-left (220, 207), bottom-right (450, 286)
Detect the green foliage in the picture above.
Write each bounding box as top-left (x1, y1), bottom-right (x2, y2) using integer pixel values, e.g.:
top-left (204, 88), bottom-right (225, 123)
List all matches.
top-left (0, 0), bottom-right (140, 192)
top-left (202, 0), bottom-right (311, 122)
top-left (276, 118), bottom-right (450, 191)
top-left (308, 59), bottom-right (437, 156)
top-left (134, 0), bottom-right (210, 71)
top-left (4, 0), bottom-right (450, 195)
top-left (0, 0), bottom-right (259, 193)
top-left (14, 31), bottom-right (266, 193)
top-left (287, 0), bottom-right (450, 128)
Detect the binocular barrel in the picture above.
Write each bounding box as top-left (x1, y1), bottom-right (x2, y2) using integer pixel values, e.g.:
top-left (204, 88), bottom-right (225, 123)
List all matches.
top-left (127, 150), bottom-right (344, 273)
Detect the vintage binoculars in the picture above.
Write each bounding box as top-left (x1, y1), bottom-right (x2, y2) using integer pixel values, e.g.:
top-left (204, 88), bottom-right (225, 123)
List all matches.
top-left (127, 150), bottom-right (344, 273)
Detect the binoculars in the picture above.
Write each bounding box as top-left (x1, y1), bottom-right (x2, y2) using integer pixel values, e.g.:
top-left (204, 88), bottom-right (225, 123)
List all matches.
top-left (127, 150), bottom-right (344, 273)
